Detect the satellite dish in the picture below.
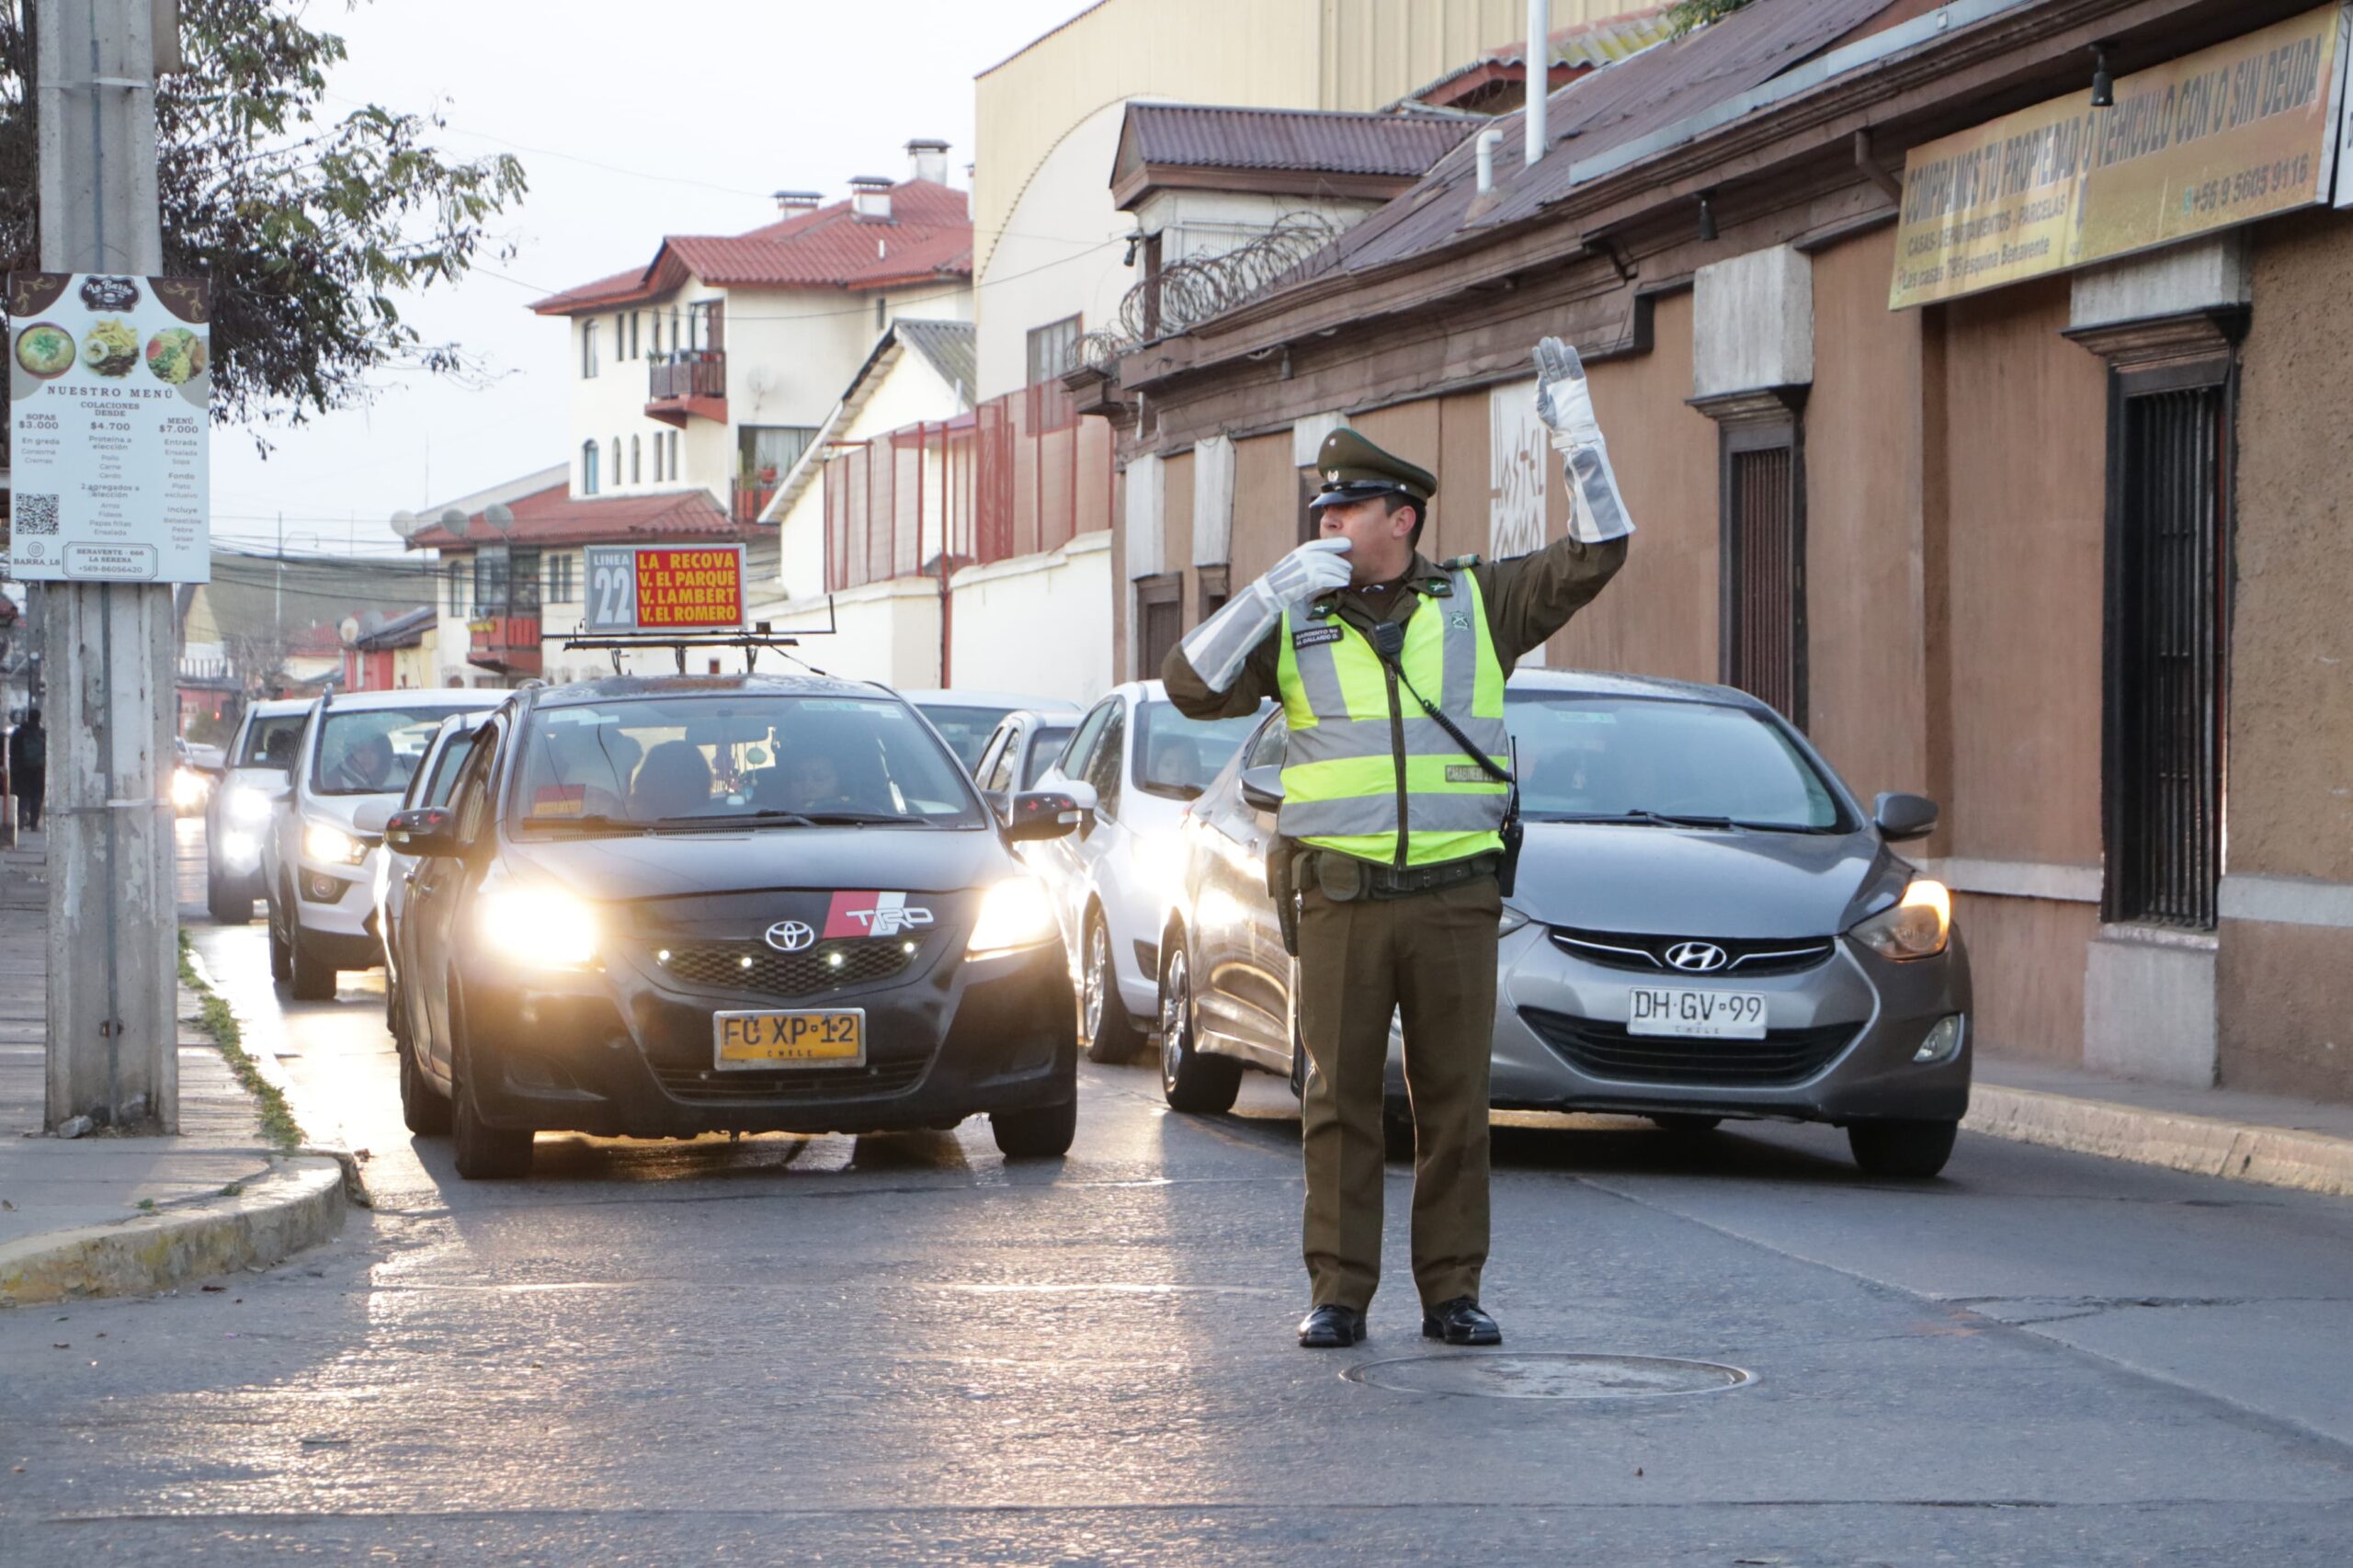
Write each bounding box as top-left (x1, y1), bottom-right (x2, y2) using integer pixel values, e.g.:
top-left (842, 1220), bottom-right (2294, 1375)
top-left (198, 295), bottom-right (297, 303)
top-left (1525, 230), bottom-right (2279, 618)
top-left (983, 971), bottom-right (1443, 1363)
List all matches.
top-left (337, 616), bottom-right (362, 647)
top-left (389, 509), bottom-right (422, 540)
top-left (484, 503), bottom-right (515, 537)
top-left (358, 610), bottom-right (386, 639)
top-left (439, 507), bottom-right (468, 538)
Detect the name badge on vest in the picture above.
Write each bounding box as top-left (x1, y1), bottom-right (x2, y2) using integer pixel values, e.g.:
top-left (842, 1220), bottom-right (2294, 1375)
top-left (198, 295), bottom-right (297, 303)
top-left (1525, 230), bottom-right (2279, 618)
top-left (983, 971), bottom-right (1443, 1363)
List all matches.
top-left (1291, 625), bottom-right (1344, 650)
top-left (1445, 764), bottom-right (1492, 784)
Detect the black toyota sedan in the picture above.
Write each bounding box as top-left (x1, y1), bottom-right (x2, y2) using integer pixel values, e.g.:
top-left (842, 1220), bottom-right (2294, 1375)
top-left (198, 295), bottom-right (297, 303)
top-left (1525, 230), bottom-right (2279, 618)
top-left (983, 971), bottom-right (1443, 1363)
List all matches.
top-left (383, 674), bottom-right (1086, 1178)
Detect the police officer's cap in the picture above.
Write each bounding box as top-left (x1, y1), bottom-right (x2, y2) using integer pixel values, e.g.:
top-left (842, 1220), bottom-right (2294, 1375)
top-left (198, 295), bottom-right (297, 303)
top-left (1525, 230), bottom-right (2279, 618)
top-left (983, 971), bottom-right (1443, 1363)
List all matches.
top-left (1306, 428), bottom-right (1437, 513)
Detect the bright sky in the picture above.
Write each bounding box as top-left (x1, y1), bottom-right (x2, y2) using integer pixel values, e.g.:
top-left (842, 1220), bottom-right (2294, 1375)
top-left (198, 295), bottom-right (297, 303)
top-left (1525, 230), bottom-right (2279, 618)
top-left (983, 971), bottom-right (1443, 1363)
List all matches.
top-left (209, 0), bottom-right (1090, 558)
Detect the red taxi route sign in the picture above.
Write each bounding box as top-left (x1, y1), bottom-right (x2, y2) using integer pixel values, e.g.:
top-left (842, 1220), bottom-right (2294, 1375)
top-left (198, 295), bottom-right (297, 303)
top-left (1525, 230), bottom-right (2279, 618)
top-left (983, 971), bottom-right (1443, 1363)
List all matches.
top-left (582, 543), bottom-right (745, 633)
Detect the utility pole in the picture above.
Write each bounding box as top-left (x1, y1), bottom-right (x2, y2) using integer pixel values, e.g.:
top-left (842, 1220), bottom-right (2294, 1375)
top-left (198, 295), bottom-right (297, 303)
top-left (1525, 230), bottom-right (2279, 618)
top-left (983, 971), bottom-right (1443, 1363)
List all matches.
top-left (37, 0), bottom-right (180, 1132)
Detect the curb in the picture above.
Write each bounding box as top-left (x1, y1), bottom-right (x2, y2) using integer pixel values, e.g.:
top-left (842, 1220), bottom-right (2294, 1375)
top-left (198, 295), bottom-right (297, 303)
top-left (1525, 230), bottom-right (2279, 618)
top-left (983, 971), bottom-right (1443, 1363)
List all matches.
top-left (0, 1153), bottom-right (347, 1307)
top-left (183, 947), bottom-right (371, 1210)
top-left (1965, 1084), bottom-right (2353, 1199)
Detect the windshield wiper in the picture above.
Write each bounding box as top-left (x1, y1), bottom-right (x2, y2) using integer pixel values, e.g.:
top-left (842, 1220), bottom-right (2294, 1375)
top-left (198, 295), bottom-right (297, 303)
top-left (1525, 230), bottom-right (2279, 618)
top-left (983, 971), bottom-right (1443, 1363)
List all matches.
top-left (798, 810), bottom-right (928, 825)
top-left (1552, 810), bottom-right (1743, 830)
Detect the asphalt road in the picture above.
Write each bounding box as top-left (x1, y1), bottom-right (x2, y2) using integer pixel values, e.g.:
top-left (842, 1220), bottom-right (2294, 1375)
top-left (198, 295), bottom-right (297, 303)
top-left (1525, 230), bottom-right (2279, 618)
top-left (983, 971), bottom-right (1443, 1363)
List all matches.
top-left (1, 823), bottom-right (2349, 1564)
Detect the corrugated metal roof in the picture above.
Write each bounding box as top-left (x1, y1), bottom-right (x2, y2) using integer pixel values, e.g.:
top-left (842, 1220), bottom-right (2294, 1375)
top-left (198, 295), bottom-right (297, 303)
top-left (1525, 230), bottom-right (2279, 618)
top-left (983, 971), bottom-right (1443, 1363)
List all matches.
top-left (1123, 104), bottom-right (1472, 177)
top-left (529, 180), bottom-right (972, 314)
top-left (895, 319), bottom-right (976, 401)
top-left (408, 484), bottom-right (740, 551)
top-left (1288, 0), bottom-right (1897, 281)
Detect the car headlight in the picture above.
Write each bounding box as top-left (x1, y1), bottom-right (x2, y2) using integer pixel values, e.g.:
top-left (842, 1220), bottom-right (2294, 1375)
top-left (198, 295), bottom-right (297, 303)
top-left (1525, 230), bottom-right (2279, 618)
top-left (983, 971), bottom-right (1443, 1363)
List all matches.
top-left (1848, 878), bottom-right (1951, 960)
top-left (227, 785), bottom-right (277, 824)
top-left (1498, 902), bottom-right (1531, 937)
top-left (1129, 830), bottom-right (1192, 903)
top-left (478, 886), bottom-right (600, 969)
top-left (302, 821), bottom-right (368, 866)
top-left (171, 767), bottom-right (210, 810)
top-left (968, 876), bottom-right (1058, 957)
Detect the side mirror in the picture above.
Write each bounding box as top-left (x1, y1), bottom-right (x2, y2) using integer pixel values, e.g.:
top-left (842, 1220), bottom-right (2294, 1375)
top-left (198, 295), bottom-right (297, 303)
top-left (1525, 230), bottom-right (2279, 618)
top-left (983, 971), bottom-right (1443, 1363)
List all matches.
top-left (1872, 791), bottom-right (1938, 843)
top-left (384, 804), bottom-right (465, 858)
top-left (1239, 765), bottom-right (1285, 815)
top-left (1006, 789), bottom-right (1086, 843)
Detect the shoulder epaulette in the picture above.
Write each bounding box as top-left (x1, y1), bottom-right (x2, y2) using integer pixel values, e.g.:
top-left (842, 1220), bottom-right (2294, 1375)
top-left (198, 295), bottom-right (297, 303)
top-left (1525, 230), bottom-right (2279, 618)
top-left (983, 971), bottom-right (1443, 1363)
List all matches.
top-left (1440, 553), bottom-right (1482, 571)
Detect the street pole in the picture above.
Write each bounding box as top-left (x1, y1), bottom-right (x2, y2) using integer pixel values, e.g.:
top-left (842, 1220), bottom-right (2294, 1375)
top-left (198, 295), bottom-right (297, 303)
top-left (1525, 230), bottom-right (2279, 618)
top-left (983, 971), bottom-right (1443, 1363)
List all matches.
top-left (36, 0), bottom-right (180, 1132)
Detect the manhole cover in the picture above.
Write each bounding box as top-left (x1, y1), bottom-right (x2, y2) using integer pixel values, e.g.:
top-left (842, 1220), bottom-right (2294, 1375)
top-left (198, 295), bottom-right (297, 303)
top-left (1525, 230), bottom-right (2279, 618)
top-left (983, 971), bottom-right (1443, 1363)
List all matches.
top-left (1345, 1352), bottom-right (1751, 1401)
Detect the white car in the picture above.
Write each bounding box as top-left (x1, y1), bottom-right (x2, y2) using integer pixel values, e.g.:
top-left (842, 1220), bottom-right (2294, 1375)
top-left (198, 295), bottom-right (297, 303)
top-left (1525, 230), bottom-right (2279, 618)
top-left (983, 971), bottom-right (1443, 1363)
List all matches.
top-left (202, 698), bottom-right (312, 924)
top-left (971, 708), bottom-right (1083, 822)
top-left (1028, 680), bottom-right (1268, 1062)
top-left (372, 710), bottom-right (492, 1034)
top-left (899, 689), bottom-right (1080, 778)
top-left (261, 688), bottom-right (505, 1000)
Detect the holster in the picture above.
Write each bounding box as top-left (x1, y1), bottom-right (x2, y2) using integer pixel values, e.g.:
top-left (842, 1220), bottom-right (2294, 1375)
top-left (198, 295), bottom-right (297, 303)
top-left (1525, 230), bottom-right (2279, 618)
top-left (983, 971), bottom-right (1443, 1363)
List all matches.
top-left (1266, 833), bottom-right (1302, 957)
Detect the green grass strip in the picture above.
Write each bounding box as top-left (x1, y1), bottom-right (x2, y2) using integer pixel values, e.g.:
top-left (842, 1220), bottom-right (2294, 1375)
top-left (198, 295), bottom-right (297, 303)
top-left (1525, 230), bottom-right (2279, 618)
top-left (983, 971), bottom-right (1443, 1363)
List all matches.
top-left (178, 928), bottom-right (304, 1153)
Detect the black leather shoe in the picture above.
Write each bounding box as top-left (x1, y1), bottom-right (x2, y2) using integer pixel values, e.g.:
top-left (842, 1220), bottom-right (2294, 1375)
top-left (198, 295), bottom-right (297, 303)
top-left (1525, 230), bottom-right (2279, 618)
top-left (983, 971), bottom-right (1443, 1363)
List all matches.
top-left (1297, 1304), bottom-right (1367, 1348)
top-left (1421, 1297), bottom-right (1502, 1346)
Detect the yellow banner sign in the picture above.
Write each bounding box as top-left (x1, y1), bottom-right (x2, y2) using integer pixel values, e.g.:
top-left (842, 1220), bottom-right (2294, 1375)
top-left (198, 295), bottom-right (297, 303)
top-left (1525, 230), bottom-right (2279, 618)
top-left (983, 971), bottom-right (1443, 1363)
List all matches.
top-left (1890, 6), bottom-right (2346, 310)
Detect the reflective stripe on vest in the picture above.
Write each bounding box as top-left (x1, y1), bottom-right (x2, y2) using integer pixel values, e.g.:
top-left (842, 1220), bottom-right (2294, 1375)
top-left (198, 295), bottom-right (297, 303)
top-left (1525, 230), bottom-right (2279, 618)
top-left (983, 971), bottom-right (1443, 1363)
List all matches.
top-left (1275, 569), bottom-right (1508, 867)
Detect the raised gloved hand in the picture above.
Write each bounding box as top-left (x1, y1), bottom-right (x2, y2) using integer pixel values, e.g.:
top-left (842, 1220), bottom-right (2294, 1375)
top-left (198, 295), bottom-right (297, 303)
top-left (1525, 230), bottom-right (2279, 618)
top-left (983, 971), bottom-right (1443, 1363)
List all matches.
top-left (1534, 336), bottom-right (1635, 544)
top-left (1177, 537), bottom-right (1353, 692)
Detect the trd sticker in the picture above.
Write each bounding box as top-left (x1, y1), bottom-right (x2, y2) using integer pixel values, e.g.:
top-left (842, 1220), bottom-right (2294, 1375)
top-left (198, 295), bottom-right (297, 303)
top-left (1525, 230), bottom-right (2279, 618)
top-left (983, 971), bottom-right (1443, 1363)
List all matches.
top-left (1291, 625), bottom-right (1344, 649)
top-left (823, 890), bottom-right (937, 939)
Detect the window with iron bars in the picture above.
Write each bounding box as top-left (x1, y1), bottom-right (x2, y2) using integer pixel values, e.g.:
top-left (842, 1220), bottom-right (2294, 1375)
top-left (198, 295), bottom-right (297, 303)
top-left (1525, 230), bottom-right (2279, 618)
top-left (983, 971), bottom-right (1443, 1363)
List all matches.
top-left (1027, 314), bottom-right (1082, 386)
top-left (2103, 359), bottom-right (2233, 930)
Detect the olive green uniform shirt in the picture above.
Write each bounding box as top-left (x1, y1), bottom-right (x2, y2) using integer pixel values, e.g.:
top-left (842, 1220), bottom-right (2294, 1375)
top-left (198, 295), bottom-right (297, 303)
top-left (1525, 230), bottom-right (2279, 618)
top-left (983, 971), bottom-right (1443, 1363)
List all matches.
top-left (1160, 534), bottom-right (1628, 720)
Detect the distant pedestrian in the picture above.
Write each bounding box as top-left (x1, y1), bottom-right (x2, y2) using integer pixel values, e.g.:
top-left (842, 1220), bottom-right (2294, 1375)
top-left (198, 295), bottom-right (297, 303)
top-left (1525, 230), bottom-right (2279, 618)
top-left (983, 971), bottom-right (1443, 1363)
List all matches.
top-left (9, 708), bottom-right (46, 832)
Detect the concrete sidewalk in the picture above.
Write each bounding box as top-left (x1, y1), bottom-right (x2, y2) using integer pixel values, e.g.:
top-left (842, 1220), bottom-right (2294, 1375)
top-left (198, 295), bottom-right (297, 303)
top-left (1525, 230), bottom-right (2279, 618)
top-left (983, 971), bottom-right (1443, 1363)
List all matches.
top-left (0, 835), bottom-right (346, 1307)
top-left (1971, 1054), bottom-right (2353, 1199)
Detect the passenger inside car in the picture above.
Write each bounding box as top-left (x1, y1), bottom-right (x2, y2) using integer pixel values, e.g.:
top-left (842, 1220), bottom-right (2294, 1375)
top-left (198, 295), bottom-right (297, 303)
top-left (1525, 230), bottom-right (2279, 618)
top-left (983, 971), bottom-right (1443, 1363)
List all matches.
top-left (629, 740), bottom-right (715, 819)
top-left (325, 728), bottom-right (398, 792)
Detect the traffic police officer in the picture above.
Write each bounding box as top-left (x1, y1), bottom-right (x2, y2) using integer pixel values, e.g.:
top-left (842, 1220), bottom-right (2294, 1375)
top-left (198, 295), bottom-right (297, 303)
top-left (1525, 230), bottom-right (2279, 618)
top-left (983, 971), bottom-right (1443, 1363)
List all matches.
top-left (1163, 415), bottom-right (1628, 1348)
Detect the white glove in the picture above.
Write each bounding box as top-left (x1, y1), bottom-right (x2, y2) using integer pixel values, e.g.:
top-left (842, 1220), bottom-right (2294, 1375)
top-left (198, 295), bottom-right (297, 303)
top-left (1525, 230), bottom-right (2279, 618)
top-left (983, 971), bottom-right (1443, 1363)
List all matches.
top-left (1177, 538), bottom-right (1353, 692)
top-left (1534, 336), bottom-right (1635, 545)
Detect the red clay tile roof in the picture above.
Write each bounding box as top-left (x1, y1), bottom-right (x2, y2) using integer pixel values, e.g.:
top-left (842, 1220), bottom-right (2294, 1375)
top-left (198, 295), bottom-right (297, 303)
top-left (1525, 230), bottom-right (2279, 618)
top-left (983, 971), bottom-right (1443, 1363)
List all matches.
top-left (530, 180), bottom-right (972, 315)
top-left (407, 483), bottom-right (745, 551)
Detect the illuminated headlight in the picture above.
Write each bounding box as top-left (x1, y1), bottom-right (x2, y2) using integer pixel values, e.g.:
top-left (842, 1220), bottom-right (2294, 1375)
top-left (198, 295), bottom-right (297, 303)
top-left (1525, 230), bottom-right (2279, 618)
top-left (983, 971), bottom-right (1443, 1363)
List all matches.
top-left (968, 876), bottom-right (1058, 958)
top-left (1129, 831), bottom-right (1191, 903)
top-left (171, 767), bottom-right (210, 811)
top-left (218, 830), bottom-right (257, 863)
top-left (1913, 1014), bottom-right (1966, 1064)
top-left (302, 821), bottom-right (368, 866)
top-left (226, 785), bottom-right (276, 824)
top-left (478, 886), bottom-right (599, 969)
top-left (1497, 903), bottom-right (1531, 937)
top-left (1848, 879), bottom-right (1951, 960)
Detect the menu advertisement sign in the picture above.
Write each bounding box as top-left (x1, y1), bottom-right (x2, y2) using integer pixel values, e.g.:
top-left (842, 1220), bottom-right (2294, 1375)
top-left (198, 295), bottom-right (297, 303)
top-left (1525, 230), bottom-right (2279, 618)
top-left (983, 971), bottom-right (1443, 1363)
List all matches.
top-left (7, 272), bottom-right (211, 582)
top-left (1889, 6), bottom-right (2346, 310)
top-left (582, 543), bottom-right (745, 634)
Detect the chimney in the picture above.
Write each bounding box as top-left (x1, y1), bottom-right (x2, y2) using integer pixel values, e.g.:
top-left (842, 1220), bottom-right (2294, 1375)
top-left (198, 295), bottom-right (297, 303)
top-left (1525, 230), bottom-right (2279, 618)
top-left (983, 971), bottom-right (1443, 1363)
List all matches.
top-left (773, 189), bottom-right (823, 215)
top-left (849, 176), bottom-right (892, 222)
top-left (906, 138), bottom-right (949, 185)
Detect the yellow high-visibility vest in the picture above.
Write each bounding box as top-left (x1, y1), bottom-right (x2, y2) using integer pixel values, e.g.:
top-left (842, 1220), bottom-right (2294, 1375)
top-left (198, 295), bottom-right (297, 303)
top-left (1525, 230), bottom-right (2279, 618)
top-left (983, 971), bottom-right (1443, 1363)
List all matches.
top-left (1275, 568), bottom-right (1508, 867)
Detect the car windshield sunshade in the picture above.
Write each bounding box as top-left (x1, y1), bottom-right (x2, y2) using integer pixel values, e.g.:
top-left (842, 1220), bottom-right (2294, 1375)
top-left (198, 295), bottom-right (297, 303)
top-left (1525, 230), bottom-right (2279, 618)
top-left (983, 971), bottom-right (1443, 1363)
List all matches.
top-left (1504, 693), bottom-right (1848, 832)
top-left (514, 694), bottom-right (986, 835)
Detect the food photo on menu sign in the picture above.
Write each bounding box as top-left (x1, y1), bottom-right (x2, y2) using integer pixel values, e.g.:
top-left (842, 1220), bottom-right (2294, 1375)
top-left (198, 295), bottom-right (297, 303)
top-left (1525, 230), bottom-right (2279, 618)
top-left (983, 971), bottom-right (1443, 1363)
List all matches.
top-left (6, 272), bottom-right (212, 585)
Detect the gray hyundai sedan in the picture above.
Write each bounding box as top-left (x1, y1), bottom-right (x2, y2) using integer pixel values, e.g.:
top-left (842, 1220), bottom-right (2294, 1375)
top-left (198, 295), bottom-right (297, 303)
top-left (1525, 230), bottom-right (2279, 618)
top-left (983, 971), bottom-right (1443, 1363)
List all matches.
top-left (1155, 670), bottom-right (1971, 1178)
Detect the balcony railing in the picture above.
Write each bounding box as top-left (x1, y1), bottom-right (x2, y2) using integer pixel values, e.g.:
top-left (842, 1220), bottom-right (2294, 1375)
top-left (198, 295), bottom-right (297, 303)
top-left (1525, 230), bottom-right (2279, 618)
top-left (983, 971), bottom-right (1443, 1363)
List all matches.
top-left (466, 613), bottom-right (543, 677)
top-left (732, 477), bottom-right (778, 525)
top-left (649, 349), bottom-right (725, 403)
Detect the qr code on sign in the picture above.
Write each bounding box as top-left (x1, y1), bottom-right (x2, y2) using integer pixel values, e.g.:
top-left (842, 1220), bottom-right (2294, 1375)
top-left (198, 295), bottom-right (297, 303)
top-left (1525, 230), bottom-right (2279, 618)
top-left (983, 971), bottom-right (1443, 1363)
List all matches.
top-left (15, 495), bottom-right (59, 535)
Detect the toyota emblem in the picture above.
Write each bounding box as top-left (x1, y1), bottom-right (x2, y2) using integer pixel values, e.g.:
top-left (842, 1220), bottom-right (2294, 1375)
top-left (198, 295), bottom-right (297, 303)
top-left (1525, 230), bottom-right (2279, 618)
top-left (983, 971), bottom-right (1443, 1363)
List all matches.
top-left (1664, 941), bottom-right (1729, 973)
top-left (765, 920), bottom-right (816, 953)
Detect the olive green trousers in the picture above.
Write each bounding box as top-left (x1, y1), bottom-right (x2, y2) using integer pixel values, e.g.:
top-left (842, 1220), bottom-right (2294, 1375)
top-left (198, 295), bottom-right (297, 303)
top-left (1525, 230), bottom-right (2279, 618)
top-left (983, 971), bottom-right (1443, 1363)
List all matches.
top-left (1294, 874), bottom-right (1500, 1312)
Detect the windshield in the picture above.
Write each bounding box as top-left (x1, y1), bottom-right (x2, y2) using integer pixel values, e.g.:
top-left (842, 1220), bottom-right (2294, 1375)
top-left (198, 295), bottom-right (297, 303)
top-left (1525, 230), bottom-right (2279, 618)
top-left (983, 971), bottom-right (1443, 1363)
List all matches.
top-left (238, 714), bottom-right (304, 771)
top-left (1023, 724), bottom-right (1074, 788)
top-left (1505, 692), bottom-right (1849, 831)
top-left (511, 693), bottom-right (984, 835)
top-left (311, 706), bottom-right (477, 798)
top-left (914, 703), bottom-right (1016, 772)
top-left (1135, 700), bottom-right (1267, 801)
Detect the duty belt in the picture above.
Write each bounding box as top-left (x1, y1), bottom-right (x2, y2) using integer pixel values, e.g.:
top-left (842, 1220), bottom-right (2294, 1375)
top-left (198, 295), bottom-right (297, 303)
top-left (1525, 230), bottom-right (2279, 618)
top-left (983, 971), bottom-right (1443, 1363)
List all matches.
top-left (1301, 848), bottom-right (1500, 903)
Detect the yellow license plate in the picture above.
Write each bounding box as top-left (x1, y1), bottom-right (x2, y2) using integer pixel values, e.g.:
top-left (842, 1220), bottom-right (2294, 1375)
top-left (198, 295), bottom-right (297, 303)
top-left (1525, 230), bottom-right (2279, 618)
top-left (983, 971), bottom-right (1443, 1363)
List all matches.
top-left (712, 1009), bottom-right (865, 1069)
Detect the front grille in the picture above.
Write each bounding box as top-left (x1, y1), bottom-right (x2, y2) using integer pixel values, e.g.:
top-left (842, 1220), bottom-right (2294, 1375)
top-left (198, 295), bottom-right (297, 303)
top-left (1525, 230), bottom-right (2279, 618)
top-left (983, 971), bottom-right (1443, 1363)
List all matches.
top-left (651, 937), bottom-right (915, 998)
top-left (1521, 1006), bottom-right (1857, 1087)
top-left (651, 1059), bottom-right (928, 1104)
top-left (1548, 926), bottom-right (1835, 978)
